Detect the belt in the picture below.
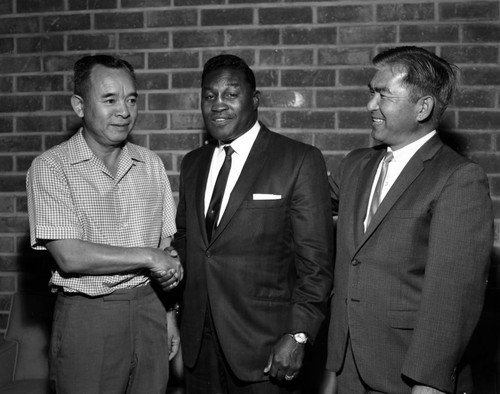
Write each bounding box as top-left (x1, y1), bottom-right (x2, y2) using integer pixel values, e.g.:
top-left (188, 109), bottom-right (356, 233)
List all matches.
top-left (61, 283), bottom-right (155, 301)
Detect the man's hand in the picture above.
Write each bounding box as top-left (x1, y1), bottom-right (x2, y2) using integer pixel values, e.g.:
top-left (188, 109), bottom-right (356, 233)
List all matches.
top-left (167, 310), bottom-right (181, 360)
top-left (149, 246), bottom-right (183, 291)
top-left (263, 334), bottom-right (305, 381)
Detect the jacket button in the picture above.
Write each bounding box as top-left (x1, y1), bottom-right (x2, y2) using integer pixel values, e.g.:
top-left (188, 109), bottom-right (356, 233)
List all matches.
top-left (206, 251), bottom-right (211, 258)
top-left (351, 259), bottom-right (360, 266)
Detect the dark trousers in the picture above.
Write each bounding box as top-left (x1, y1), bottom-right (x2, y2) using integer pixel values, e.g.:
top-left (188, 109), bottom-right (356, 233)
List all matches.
top-left (50, 285), bottom-right (170, 394)
top-left (184, 308), bottom-right (298, 394)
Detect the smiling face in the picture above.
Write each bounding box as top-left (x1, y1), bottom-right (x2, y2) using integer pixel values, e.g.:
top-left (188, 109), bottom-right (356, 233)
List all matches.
top-left (201, 67), bottom-right (259, 144)
top-left (367, 65), bottom-right (428, 150)
top-left (71, 64), bottom-right (138, 149)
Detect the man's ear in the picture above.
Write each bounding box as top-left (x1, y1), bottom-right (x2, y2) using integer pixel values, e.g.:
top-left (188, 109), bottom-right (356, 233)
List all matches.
top-left (253, 90), bottom-right (260, 110)
top-left (70, 94), bottom-right (84, 118)
top-left (416, 95), bottom-right (434, 122)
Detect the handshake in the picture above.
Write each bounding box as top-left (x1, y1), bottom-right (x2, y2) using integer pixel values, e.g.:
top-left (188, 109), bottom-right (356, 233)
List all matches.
top-left (150, 245), bottom-right (183, 292)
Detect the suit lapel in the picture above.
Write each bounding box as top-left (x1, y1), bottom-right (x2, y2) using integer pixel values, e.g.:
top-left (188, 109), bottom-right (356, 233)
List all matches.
top-left (356, 135), bottom-right (443, 251)
top-left (209, 126), bottom-right (270, 244)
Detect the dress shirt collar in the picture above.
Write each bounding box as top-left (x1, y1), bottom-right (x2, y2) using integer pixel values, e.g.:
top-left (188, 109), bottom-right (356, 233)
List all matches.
top-left (387, 130), bottom-right (436, 162)
top-left (216, 121), bottom-right (260, 158)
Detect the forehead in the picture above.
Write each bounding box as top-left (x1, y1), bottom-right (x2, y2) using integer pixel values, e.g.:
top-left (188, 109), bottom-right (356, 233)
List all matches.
top-left (370, 65), bottom-right (407, 92)
top-left (202, 68), bottom-right (250, 89)
top-left (89, 65), bottom-right (136, 91)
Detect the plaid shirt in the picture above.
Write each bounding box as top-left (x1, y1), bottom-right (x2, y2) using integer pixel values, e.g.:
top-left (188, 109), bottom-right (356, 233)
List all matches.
top-left (26, 129), bottom-right (177, 296)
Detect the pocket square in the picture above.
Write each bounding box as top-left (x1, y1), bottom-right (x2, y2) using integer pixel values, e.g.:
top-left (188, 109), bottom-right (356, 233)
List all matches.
top-left (253, 193), bottom-right (282, 200)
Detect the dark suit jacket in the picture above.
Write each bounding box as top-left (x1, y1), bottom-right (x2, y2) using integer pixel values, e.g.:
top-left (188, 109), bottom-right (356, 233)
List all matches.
top-left (173, 124), bottom-right (334, 381)
top-left (326, 134), bottom-right (493, 393)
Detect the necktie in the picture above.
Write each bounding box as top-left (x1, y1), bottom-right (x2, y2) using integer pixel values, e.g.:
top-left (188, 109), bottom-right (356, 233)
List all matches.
top-left (206, 146), bottom-right (235, 241)
top-left (366, 151), bottom-right (393, 228)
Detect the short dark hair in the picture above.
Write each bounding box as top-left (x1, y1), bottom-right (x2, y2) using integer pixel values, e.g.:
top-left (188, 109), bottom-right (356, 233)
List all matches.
top-left (373, 46), bottom-right (458, 120)
top-left (73, 55), bottom-right (136, 99)
top-left (201, 54), bottom-right (256, 91)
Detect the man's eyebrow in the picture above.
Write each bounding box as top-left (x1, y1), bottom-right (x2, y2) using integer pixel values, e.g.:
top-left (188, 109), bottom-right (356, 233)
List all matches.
top-left (367, 83), bottom-right (392, 94)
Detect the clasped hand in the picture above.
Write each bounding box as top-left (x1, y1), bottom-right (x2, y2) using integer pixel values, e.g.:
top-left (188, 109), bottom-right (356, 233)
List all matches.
top-left (264, 334), bottom-right (305, 382)
top-left (150, 246), bottom-right (183, 291)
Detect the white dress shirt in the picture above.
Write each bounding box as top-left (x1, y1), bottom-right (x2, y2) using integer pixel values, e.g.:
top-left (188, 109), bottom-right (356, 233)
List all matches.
top-left (364, 131), bottom-right (436, 231)
top-left (204, 121), bottom-right (261, 224)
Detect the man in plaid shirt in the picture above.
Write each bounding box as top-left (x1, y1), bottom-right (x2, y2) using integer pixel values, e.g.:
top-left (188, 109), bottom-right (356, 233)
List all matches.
top-left (26, 55), bottom-right (182, 393)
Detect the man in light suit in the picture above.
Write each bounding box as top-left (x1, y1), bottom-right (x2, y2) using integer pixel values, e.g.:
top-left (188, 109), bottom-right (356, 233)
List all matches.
top-left (172, 54), bottom-right (334, 393)
top-left (320, 46), bottom-right (493, 394)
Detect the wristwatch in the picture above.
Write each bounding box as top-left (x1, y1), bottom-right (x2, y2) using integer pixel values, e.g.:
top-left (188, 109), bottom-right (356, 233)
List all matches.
top-left (288, 332), bottom-right (308, 344)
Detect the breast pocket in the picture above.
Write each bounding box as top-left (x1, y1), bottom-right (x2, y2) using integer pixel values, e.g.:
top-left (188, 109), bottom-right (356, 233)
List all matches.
top-left (243, 199), bottom-right (284, 209)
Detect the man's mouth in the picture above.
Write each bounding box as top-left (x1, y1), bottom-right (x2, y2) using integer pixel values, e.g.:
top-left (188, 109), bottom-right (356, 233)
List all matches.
top-left (371, 116), bottom-right (384, 124)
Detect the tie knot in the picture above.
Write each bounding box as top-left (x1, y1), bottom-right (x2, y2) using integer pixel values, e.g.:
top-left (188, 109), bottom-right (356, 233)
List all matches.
top-left (224, 146), bottom-right (234, 157)
top-left (384, 151), bottom-right (393, 163)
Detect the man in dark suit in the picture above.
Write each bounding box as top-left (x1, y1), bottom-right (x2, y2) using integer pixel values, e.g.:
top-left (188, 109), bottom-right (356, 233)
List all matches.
top-left (172, 54), bottom-right (334, 393)
top-left (320, 46), bottom-right (493, 394)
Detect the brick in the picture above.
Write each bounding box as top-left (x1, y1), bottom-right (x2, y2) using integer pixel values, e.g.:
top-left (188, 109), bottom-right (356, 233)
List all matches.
top-left (16, 155), bottom-right (38, 172)
top-left (0, 16), bottom-right (38, 34)
top-left (18, 35), bottom-right (64, 53)
top-left (441, 130), bottom-right (493, 154)
top-left (400, 24), bottom-right (460, 43)
top-left (128, 133), bottom-right (147, 148)
top-left (282, 111), bottom-right (335, 129)
top-left (0, 37), bottom-right (13, 54)
top-left (0, 156), bottom-right (12, 171)
top-left (17, 75), bottom-right (64, 93)
top-left (283, 27), bottom-right (337, 46)
top-left (490, 176), bottom-right (500, 197)
top-left (0, 197), bottom-right (14, 214)
top-left (282, 70), bottom-right (336, 87)
top-left (174, 0), bottom-right (224, 5)
top-left (147, 9), bottom-right (197, 28)
top-left (323, 152), bottom-right (349, 175)
top-left (315, 131), bottom-right (371, 151)
top-left (120, 32), bottom-right (170, 50)
top-left (137, 73), bottom-right (169, 90)
top-left (0, 294), bottom-right (12, 311)
top-left (135, 113), bottom-right (168, 130)
top-left (16, 196), bottom-right (28, 213)
top-left (260, 49), bottom-right (313, 67)
top-left (259, 7), bottom-right (312, 25)
top-left (441, 45), bottom-right (499, 64)
top-left (229, 0), bottom-right (275, 3)
top-left (462, 67), bottom-right (500, 85)
top-left (202, 8), bottom-right (253, 26)
top-left (318, 47), bottom-right (372, 66)
top-left (0, 276), bottom-right (15, 292)
top-left (338, 67), bottom-right (373, 87)
top-left (17, 116), bottom-right (63, 132)
top-left (459, 111), bottom-right (500, 130)
top-left (453, 88), bottom-right (496, 108)
top-left (257, 111), bottom-right (276, 129)
top-left (254, 70), bottom-right (278, 88)
top-left (202, 49), bottom-right (255, 67)
top-left (464, 24), bottom-right (500, 43)
top-left (67, 34), bottom-right (115, 51)
top-left (46, 94), bottom-right (73, 112)
top-left (259, 90), bottom-right (312, 108)
top-left (377, 3), bottom-right (434, 22)
top-left (440, 1), bottom-right (499, 21)
top-left (43, 15), bottom-right (91, 32)
top-left (156, 152), bottom-right (175, 171)
top-left (0, 135), bottom-right (42, 152)
top-left (149, 51), bottom-right (199, 70)
top-left (18, 0), bottom-right (64, 13)
top-left (0, 96), bottom-right (43, 113)
top-left (172, 71), bottom-right (201, 89)
top-left (171, 113), bottom-right (204, 130)
top-left (319, 5), bottom-right (373, 23)
top-left (173, 30), bottom-right (224, 48)
top-left (339, 26), bottom-right (396, 45)
top-left (69, 0), bottom-right (117, 10)
top-left (338, 111), bottom-right (371, 129)
top-left (317, 89), bottom-right (368, 108)
top-left (43, 55), bottom-right (81, 73)
top-left (0, 0), bottom-right (12, 14)
top-left (0, 56), bottom-right (40, 74)
top-left (150, 132), bottom-right (201, 151)
top-left (149, 92), bottom-right (199, 111)
top-left (227, 28), bottom-right (279, 46)
top-left (95, 12), bottom-right (143, 30)
top-left (0, 77), bottom-right (13, 93)
top-left (469, 153), bottom-right (500, 174)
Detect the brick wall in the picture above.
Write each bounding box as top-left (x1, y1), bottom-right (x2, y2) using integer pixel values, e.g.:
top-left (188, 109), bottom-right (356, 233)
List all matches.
top-left (0, 0), bottom-right (499, 340)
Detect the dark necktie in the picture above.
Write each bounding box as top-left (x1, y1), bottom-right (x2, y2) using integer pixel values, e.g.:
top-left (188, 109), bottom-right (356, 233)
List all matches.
top-left (206, 146), bottom-right (235, 241)
top-left (366, 151), bottom-right (393, 228)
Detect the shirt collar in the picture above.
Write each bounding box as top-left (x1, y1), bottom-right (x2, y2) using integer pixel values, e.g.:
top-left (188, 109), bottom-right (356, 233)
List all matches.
top-left (217, 121), bottom-right (260, 157)
top-left (67, 128), bottom-right (144, 165)
top-left (388, 130), bottom-right (436, 161)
